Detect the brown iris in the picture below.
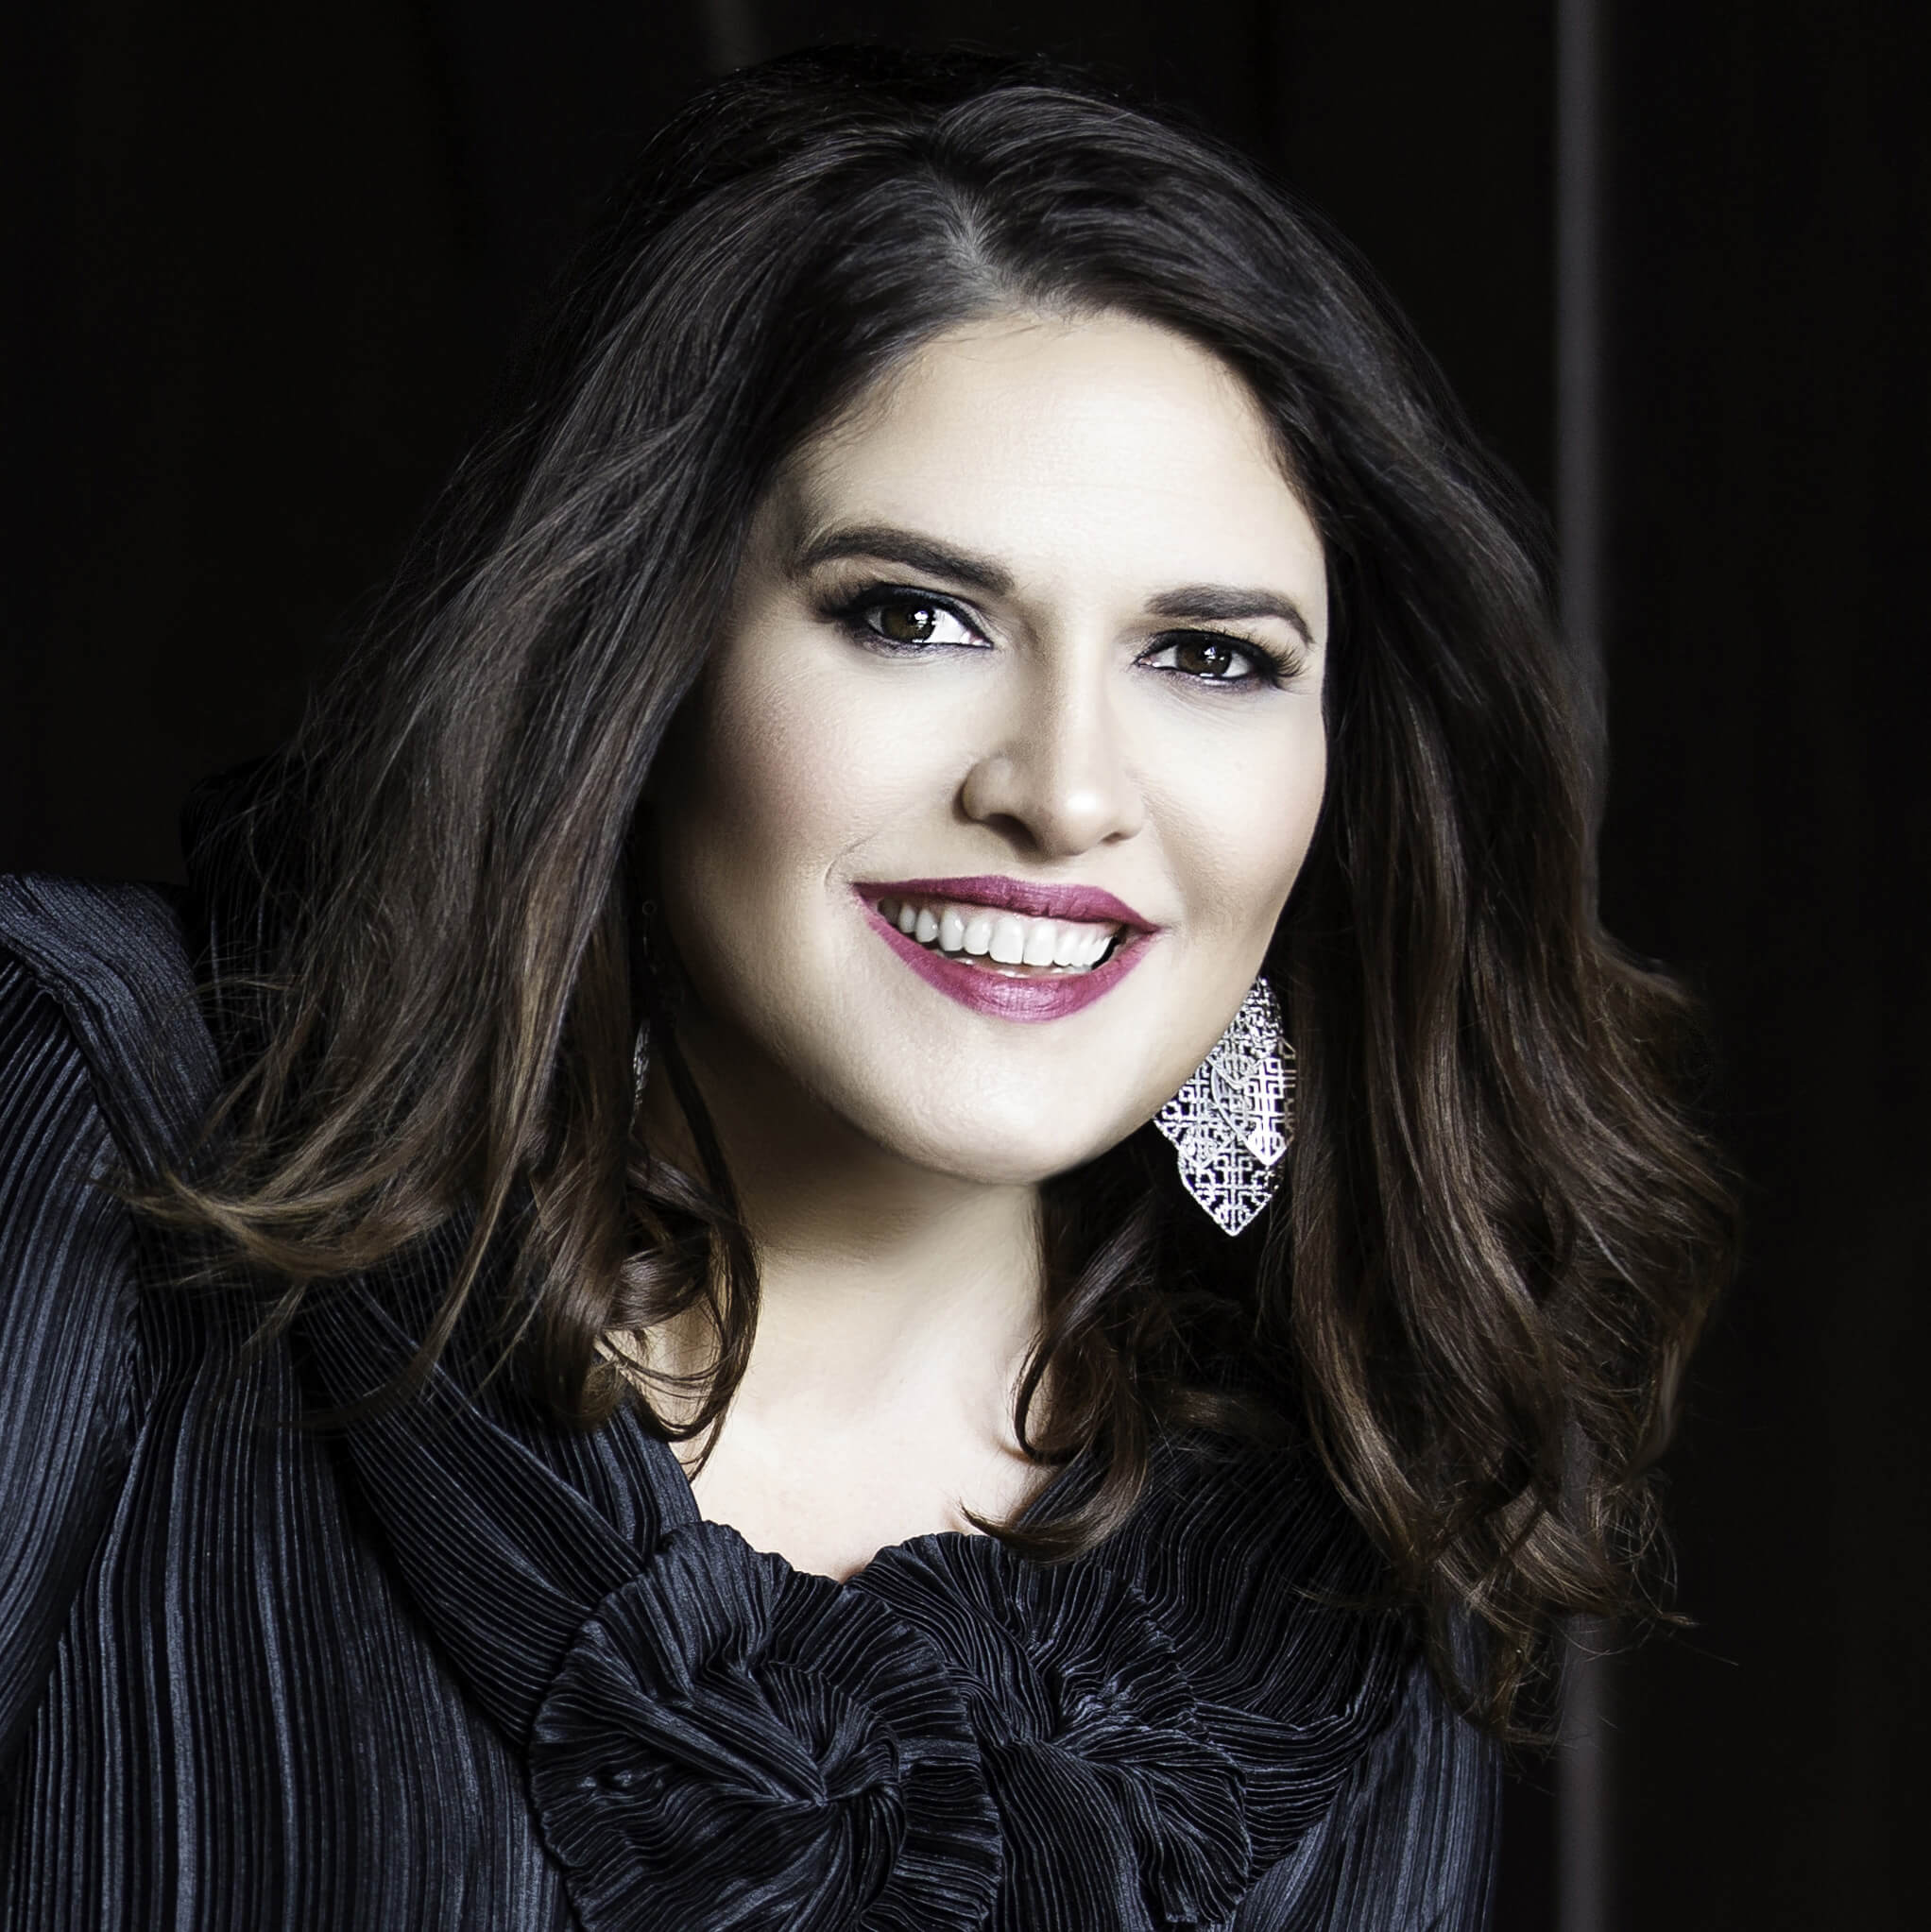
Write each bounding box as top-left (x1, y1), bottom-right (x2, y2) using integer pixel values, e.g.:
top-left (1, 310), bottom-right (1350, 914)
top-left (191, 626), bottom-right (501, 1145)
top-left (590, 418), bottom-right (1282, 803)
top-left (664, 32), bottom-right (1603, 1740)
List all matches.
top-left (873, 597), bottom-right (943, 644)
top-left (1168, 634), bottom-right (1242, 678)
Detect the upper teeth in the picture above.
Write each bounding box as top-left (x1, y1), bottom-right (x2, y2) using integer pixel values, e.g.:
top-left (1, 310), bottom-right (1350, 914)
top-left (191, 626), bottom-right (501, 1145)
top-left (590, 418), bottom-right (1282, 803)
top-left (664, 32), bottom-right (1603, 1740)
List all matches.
top-left (879, 897), bottom-right (1120, 970)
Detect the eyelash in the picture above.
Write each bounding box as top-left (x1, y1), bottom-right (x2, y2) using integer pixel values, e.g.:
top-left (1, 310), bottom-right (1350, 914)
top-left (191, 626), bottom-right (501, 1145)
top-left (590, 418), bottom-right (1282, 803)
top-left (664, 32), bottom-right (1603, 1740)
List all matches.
top-left (820, 582), bottom-right (1302, 688)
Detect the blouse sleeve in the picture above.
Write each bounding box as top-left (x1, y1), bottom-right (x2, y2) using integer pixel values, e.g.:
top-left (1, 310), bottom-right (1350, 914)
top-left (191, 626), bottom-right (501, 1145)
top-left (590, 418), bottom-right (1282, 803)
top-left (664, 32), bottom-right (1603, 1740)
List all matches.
top-left (1230, 1650), bottom-right (1501, 1932)
top-left (0, 949), bottom-right (145, 1770)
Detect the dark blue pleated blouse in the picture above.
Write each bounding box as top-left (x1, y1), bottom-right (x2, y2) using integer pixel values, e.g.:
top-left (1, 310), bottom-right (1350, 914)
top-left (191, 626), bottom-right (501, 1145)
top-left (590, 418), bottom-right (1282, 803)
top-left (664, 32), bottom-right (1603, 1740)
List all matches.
top-left (0, 868), bottom-right (1498, 1929)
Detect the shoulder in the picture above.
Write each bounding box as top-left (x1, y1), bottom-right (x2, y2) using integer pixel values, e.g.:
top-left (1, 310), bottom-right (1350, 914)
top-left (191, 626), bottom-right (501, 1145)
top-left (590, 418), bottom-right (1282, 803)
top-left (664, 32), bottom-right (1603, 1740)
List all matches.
top-left (0, 877), bottom-right (215, 1764)
top-left (0, 876), bottom-right (217, 1175)
top-left (1232, 1645), bottom-right (1500, 1930)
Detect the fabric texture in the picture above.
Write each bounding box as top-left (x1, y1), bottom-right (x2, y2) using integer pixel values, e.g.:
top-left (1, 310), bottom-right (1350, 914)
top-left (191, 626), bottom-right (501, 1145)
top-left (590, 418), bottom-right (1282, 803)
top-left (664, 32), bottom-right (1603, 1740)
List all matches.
top-left (0, 858), bottom-right (1498, 1930)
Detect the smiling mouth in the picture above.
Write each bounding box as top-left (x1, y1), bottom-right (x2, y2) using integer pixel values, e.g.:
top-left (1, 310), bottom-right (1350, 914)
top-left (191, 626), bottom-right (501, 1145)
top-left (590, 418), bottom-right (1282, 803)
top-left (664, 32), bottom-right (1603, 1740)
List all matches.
top-left (874, 894), bottom-right (1123, 977)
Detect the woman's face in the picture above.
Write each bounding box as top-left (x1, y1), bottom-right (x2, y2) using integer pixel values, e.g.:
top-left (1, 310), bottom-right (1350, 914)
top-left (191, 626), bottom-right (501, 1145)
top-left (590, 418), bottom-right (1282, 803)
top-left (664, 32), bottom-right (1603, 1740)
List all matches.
top-left (653, 309), bottom-right (1328, 1187)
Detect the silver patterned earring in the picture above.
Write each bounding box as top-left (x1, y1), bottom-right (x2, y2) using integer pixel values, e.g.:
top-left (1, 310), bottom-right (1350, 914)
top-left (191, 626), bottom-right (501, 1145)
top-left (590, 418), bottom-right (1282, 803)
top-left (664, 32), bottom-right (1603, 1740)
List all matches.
top-left (1153, 977), bottom-right (1295, 1237)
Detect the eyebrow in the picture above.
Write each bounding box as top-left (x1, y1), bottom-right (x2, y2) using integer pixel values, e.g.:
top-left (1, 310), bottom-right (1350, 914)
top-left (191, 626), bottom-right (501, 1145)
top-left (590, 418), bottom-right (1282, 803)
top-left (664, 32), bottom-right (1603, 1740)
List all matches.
top-left (1145, 585), bottom-right (1316, 647)
top-left (789, 525), bottom-right (1014, 596)
top-left (789, 522), bottom-right (1317, 646)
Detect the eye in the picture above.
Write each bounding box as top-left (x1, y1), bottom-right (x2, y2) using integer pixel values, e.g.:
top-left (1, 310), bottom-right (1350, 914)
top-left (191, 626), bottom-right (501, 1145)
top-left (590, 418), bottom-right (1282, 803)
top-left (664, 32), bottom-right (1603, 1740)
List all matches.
top-left (1141, 631), bottom-right (1281, 685)
top-left (845, 590), bottom-right (983, 651)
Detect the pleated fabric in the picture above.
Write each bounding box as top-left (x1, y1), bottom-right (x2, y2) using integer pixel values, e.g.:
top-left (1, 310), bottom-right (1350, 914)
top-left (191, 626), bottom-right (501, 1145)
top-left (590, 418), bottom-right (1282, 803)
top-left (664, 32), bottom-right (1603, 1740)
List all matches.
top-left (0, 866), bottom-right (1499, 1930)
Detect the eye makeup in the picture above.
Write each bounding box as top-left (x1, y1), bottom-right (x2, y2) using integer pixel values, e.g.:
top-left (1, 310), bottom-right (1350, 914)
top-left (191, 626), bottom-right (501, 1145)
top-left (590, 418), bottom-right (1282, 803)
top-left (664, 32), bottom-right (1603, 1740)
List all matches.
top-left (817, 582), bottom-right (989, 654)
top-left (816, 574), bottom-right (1306, 688)
top-left (1137, 630), bottom-right (1303, 687)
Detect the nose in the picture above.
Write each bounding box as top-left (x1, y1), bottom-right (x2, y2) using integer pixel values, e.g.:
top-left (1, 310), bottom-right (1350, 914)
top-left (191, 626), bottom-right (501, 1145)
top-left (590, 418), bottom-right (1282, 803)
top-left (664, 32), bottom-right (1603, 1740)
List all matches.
top-left (957, 665), bottom-right (1146, 858)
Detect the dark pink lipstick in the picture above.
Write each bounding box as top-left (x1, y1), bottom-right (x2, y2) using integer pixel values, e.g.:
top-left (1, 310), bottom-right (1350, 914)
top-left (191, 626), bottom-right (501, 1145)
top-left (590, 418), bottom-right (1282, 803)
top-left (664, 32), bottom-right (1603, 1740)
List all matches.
top-left (853, 876), bottom-right (1160, 1024)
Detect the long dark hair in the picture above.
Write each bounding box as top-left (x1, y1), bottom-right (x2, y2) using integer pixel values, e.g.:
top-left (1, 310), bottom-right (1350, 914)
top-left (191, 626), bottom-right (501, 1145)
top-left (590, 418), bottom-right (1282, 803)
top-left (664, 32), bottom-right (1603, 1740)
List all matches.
top-left (151, 45), bottom-right (1734, 1735)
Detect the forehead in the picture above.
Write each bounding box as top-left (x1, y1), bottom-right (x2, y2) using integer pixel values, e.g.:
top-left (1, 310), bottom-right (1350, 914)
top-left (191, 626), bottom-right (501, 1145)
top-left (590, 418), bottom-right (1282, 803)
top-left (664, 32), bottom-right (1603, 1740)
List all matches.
top-left (769, 311), bottom-right (1327, 629)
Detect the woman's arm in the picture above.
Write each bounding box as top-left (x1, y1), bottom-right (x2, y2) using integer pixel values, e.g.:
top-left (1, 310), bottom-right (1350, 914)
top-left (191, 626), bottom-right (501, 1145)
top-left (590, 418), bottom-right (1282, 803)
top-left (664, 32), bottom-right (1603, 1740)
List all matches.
top-left (1231, 1651), bottom-right (1501, 1932)
top-left (0, 950), bottom-right (145, 1771)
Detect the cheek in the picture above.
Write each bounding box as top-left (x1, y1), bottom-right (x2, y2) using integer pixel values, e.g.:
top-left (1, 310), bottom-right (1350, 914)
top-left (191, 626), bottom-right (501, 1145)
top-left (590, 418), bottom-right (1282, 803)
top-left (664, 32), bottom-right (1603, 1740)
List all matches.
top-left (1158, 710), bottom-right (1328, 954)
top-left (662, 640), bottom-right (929, 928)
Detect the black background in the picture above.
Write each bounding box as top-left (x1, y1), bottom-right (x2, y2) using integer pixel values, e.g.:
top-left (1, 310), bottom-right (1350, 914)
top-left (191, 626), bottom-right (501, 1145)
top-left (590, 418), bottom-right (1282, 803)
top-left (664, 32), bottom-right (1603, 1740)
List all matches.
top-left (6, 5), bottom-right (1925, 1925)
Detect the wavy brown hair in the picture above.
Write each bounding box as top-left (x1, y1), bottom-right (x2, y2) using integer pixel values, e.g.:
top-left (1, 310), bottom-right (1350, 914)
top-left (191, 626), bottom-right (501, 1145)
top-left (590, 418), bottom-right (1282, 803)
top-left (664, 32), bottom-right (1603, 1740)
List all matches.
top-left (148, 46), bottom-right (1734, 1736)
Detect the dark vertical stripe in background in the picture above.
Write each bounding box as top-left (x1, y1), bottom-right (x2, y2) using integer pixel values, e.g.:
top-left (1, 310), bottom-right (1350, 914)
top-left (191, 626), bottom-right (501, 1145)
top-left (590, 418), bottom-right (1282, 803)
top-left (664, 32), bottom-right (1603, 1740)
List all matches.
top-left (1597, 2), bottom-right (1929, 1924)
top-left (4, 6), bottom-right (1924, 1925)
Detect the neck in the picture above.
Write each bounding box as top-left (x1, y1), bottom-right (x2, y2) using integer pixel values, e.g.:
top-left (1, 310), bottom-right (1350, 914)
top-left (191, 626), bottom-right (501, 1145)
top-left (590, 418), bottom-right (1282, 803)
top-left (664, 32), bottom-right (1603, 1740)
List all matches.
top-left (633, 1027), bottom-right (1048, 1436)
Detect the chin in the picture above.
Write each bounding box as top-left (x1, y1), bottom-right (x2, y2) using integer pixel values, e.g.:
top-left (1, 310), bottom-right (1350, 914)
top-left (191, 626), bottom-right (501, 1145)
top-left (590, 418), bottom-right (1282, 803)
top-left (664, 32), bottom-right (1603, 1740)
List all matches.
top-left (871, 1095), bottom-right (1142, 1189)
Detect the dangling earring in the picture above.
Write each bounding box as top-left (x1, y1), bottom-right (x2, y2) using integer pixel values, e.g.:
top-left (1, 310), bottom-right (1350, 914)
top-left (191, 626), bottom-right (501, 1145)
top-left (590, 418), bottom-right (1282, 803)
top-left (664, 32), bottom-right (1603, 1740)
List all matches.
top-left (1153, 977), bottom-right (1295, 1237)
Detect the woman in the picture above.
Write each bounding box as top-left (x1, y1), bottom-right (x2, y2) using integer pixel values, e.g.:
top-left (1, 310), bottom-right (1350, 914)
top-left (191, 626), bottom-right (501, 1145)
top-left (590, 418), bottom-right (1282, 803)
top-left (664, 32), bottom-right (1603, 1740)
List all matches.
top-left (0, 45), bottom-right (1732, 1930)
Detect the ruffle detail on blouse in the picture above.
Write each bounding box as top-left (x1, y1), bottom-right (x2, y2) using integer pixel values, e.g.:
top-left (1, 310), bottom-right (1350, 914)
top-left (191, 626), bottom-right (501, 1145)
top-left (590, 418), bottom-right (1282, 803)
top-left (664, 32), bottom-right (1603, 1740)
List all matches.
top-left (856, 1535), bottom-right (1252, 1931)
top-left (528, 1519), bottom-right (1002, 1932)
top-left (297, 1260), bottom-right (1412, 1932)
top-left (1102, 1437), bottom-right (1411, 1871)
